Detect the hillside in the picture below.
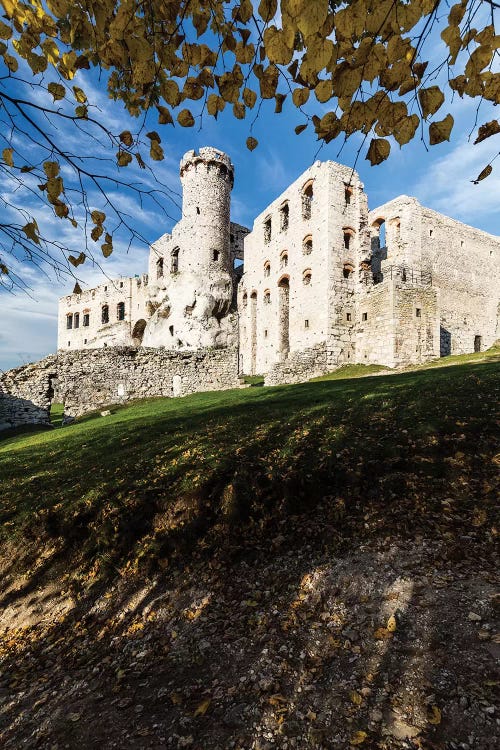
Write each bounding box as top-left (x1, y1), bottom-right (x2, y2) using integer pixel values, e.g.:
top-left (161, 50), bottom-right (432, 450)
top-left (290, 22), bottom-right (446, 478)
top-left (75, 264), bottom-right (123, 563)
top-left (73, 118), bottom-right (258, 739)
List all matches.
top-left (0, 352), bottom-right (499, 750)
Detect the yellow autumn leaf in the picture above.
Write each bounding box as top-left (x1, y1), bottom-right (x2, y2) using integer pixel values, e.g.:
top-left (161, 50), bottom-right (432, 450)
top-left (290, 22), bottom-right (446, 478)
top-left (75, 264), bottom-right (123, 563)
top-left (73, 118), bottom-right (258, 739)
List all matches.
top-left (150, 140), bottom-right (164, 161)
top-left (91, 210), bottom-right (106, 225)
top-left (119, 130), bottom-right (133, 146)
top-left (350, 730), bottom-right (368, 745)
top-left (177, 109), bottom-right (195, 127)
top-left (315, 79), bottom-right (333, 103)
top-left (243, 87), bottom-right (257, 108)
top-left (22, 221), bottom-right (40, 244)
top-left (68, 252), bottom-right (85, 266)
top-left (73, 86), bottom-right (87, 103)
top-left (193, 698), bottom-right (211, 717)
top-left (246, 136), bottom-right (258, 151)
top-left (419, 85), bottom-right (445, 119)
top-left (42, 39), bottom-right (59, 65)
top-left (366, 138), bottom-right (391, 166)
top-left (48, 82), bottom-right (65, 101)
top-left (387, 614), bottom-right (397, 632)
top-left (474, 119), bottom-right (500, 144)
top-left (427, 705), bottom-right (441, 725)
top-left (2, 147), bottom-right (14, 167)
top-left (350, 690), bottom-right (363, 705)
top-left (429, 113), bottom-right (454, 145)
top-left (43, 161), bottom-right (59, 178)
top-left (117, 150), bottom-right (133, 167)
top-left (292, 87), bottom-right (310, 107)
top-left (472, 164), bottom-right (492, 183)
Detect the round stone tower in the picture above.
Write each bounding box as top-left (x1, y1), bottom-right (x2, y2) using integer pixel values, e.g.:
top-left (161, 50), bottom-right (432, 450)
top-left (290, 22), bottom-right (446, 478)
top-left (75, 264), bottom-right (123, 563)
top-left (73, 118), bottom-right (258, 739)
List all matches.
top-left (179, 147), bottom-right (233, 282)
top-left (142, 147), bottom-right (238, 350)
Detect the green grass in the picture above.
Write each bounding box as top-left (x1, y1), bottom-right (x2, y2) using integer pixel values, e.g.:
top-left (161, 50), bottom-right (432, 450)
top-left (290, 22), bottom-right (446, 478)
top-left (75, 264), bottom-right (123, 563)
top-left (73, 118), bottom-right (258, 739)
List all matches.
top-left (242, 374), bottom-right (265, 386)
top-left (309, 363), bottom-right (390, 381)
top-left (0, 349), bottom-right (498, 583)
top-left (50, 402), bottom-right (64, 427)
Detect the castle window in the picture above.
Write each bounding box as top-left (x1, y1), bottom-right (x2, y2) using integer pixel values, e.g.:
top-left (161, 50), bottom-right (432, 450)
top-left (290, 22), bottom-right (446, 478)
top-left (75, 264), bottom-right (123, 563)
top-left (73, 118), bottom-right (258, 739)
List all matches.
top-left (83, 312), bottom-right (90, 327)
top-left (303, 269), bottom-right (312, 285)
top-left (280, 251), bottom-right (288, 269)
top-left (346, 312), bottom-right (352, 321)
top-left (66, 314), bottom-right (73, 330)
top-left (212, 248), bottom-right (220, 262)
top-left (372, 218), bottom-right (386, 250)
top-left (169, 325), bottom-right (174, 336)
top-left (304, 319), bottom-right (309, 328)
top-left (344, 184), bottom-right (353, 204)
top-left (104, 286), bottom-right (107, 291)
top-left (102, 305), bottom-right (109, 324)
top-left (302, 180), bottom-right (313, 220)
top-left (303, 235), bottom-right (312, 255)
top-left (391, 218), bottom-right (401, 238)
top-left (156, 257), bottom-right (164, 278)
top-left (416, 308), bottom-right (421, 317)
top-left (362, 312), bottom-right (368, 322)
top-left (461, 240), bottom-right (464, 247)
top-left (196, 206), bottom-right (200, 215)
top-left (429, 229), bottom-right (433, 237)
top-left (117, 302), bottom-right (125, 321)
top-left (343, 263), bottom-right (354, 278)
top-left (264, 290), bottom-right (271, 304)
top-left (264, 261), bottom-right (271, 277)
top-left (120, 281), bottom-right (124, 288)
top-left (171, 247), bottom-right (179, 273)
top-left (264, 217), bottom-right (272, 244)
top-left (74, 313), bottom-right (80, 329)
top-left (279, 202), bottom-right (289, 232)
top-left (84, 338), bottom-right (87, 344)
top-left (242, 292), bottom-right (248, 307)
top-left (264, 329), bottom-right (268, 338)
top-left (343, 227), bottom-right (355, 251)
top-left (68, 341), bottom-right (70, 346)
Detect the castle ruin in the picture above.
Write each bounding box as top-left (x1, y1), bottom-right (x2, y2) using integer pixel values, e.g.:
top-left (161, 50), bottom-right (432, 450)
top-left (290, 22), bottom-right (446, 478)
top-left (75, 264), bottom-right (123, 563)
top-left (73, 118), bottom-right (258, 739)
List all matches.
top-left (1, 146), bottom-right (499, 429)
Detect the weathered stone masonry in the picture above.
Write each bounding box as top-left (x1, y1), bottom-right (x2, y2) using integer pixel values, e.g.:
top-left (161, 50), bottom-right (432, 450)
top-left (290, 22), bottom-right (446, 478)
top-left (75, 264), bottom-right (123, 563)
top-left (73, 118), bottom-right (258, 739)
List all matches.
top-left (0, 347), bottom-right (239, 428)
top-left (1, 145), bottom-right (499, 428)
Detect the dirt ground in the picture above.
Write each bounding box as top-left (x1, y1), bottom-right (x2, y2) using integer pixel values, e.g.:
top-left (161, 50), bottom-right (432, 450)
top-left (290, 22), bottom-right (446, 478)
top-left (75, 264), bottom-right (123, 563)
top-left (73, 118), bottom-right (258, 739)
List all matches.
top-left (1, 514), bottom-right (498, 750)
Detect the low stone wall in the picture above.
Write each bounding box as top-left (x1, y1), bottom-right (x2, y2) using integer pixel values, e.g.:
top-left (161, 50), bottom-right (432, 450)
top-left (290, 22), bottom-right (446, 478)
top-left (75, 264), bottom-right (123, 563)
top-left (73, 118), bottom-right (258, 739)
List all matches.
top-left (0, 346), bottom-right (239, 428)
top-left (264, 343), bottom-right (328, 386)
top-left (0, 356), bottom-right (57, 430)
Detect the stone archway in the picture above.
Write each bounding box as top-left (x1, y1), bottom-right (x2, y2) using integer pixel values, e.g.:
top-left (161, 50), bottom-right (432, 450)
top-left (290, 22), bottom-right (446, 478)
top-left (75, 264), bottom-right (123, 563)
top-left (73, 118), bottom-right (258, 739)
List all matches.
top-left (277, 275), bottom-right (290, 361)
top-left (132, 319), bottom-right (147, 346)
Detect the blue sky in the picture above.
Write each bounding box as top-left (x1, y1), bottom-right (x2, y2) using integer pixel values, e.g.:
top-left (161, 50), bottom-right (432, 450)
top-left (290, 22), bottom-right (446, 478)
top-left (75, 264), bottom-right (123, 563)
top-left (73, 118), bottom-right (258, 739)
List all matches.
top-left (1, 46), bottom-right (499, 371)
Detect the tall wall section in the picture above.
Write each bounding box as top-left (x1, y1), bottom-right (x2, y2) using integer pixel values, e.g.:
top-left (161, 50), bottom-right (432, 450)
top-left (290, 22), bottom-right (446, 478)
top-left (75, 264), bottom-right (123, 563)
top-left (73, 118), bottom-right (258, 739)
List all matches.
top-left (0, 347), bottom-right (239, 429)
top-left (369, 198), bottom-right (499, 356)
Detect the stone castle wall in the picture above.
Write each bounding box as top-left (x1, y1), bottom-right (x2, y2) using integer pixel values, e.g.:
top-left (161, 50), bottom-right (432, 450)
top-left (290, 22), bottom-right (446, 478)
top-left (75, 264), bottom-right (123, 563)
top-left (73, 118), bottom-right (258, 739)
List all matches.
top-left (0, 347), bottom-right (239, 428)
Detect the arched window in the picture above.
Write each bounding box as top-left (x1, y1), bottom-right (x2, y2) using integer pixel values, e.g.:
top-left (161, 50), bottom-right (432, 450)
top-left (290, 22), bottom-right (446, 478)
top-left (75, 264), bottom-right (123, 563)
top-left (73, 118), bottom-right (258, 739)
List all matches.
top-left (303, 269), bottom-right (312, 286)
top-left (212, 248), bottom-right (220, 261)
top-left (343, 227), bottom-right (355, 251)
top-left (390, 217), bottom-right (401, 239)
top-left (74, 313), bottom-right (80, 329)
top-left (83, 310), bottom-right (90, 327)
top-left (264, 289), bottom-right (271, 304)
top-left (171, 247), bottom-right (179, 273)
top-left (242, 292), bottom-right (248, 307)
top-left (372, 218), bottom-right (386, 250)
top-left (303, 235), bottom-right (313, 255)
top-left (101, 305), bottom-right (109, 324)
top-left (280, 250), bottom-right (288, 268)
top-left (279, 201), bottom-right (289, 232)
top-left (264, 260), bottom-right (271, 277)
top-left (66, 313), bottom-right (73, 330)
top-left (117, 301), bottom-right (125, 321)
top-left (302, 180), bottom-right (314, 220)
top-left (156, 257), bottom-right (164, 279)
top-left (344, 184), bottom-right (353, 204)
top-left (343, 262), bottom-right (354, 279)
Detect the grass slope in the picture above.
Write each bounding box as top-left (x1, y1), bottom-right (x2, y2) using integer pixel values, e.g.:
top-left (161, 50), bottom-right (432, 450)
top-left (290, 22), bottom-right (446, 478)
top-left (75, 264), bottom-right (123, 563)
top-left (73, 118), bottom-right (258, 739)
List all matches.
top-left (1, 350), bottom-right (498, 580)
top-left (0, 350), bottom-right (498, 749)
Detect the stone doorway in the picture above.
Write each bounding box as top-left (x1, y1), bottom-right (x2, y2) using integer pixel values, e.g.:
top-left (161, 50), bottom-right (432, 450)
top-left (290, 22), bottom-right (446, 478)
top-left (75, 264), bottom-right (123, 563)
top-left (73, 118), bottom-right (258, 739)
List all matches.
top-left (474, 335), bottom-right (482, 353)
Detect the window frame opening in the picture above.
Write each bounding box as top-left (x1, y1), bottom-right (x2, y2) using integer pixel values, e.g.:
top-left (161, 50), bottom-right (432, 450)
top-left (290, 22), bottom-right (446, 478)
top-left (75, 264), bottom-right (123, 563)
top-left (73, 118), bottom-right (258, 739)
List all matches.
top-left (117, 301), bottom-right (125, 321)
top-left (279, 201), bottom-right (289, 232)
top-left (66, 313), bottom-right (73, 330)
top-left (301, 180), bottom-right (314, 220)
top-left (303, 235), bottom-right (313, 255)
top-left (302, 269), bottom-right (312, 286)
top-left (171, 247), bottom-right (180, 274)
top-left (264, 216), bottom-right (272, 244)
top-left (264, 260), bottom-right (271, 277)
top-left (156, 257), bottom-right (164, 279)
top-left (101, 304), bottom-right (109, 324)
top-left (74, 312), bottom-right (80, 329)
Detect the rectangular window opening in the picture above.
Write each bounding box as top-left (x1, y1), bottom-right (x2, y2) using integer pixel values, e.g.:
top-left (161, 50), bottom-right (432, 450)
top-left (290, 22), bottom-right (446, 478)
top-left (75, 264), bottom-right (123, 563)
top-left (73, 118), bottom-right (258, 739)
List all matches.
top-left (416, 308), bottom-right (421, 317)
top-left (362, 312), bottom-right (368, 322)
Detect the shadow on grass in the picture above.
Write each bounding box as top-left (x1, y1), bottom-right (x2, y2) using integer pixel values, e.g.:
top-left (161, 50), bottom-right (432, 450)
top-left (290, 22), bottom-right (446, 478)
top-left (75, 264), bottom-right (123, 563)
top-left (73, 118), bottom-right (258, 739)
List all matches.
top-left (0, 360), bottom-right (498, 747)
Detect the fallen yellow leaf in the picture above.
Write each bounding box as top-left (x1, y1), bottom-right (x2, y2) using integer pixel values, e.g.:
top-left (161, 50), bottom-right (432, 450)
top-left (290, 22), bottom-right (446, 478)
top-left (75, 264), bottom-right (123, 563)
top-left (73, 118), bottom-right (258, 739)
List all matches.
top-left (350, 730), bottom-right (368, 745)
top-left (194, 698), bottom-right (211, 717)
top-left (427, 705), bottom-right (441, 725)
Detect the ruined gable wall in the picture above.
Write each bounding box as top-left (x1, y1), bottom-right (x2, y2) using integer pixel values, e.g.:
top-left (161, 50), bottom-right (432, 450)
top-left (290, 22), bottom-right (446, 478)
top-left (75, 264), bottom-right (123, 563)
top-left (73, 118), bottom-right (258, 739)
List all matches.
top-left (58, 275), bottom-right (151, 351)
top-left (418, 206), bottom-right (499, 355)
top-left (0, 347), bottom-right (239, 427)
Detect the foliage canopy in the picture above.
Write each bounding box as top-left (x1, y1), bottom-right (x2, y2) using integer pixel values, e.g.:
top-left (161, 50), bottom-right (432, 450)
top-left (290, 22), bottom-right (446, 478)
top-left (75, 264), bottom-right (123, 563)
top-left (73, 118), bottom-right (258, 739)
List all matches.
top-left (0, 0), bottom-right (498, 287)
